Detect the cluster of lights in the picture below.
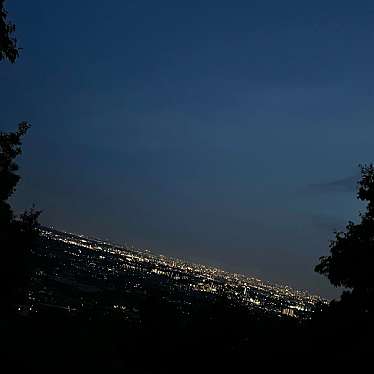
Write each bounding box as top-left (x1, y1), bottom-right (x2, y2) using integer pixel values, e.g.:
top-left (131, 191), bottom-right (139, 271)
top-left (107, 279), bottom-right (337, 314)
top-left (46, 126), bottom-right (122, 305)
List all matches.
top-left (39, 228), bottom-right (327, 317)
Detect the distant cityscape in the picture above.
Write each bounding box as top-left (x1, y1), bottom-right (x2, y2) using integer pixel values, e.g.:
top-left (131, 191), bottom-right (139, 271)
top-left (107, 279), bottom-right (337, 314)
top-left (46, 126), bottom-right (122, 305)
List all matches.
top-left (25, 227), bottom-right (327, 320)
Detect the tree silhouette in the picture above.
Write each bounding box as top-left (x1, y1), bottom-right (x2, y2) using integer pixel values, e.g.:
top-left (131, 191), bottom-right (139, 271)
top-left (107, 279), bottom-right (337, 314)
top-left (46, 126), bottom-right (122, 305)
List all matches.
top-left (315, 164), bottom-right (374, 313)
top-left (0, 124), bottom-right (40, 315)
top-left (0, 0), bottom-right (20, 63)
top-left (0, 1), bottom-right (40, 316)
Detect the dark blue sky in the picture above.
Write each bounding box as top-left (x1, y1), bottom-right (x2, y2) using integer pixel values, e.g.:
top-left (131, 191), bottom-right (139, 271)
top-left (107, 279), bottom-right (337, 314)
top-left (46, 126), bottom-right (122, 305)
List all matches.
top-left (2, 0), bottom-right (374, 297)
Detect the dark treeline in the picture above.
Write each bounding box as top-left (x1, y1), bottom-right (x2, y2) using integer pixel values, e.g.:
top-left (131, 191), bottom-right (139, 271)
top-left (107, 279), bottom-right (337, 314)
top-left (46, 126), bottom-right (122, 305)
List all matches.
top-left (0, 0), bottom-right (40, 318)
top-left (1, 1), bottom-right (374, 371)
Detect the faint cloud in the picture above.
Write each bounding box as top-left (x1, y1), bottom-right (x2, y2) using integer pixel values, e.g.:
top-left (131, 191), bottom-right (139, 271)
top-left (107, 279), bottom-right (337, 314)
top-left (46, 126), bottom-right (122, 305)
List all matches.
top-left (309, 213), bottom-right (346, 233)
top-left (308, 175), bottom-right (359, 194)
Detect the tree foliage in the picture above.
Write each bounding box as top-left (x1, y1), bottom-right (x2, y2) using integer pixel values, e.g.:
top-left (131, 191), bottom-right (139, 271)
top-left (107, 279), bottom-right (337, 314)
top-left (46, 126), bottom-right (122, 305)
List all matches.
top-left (0, 1), bottom-right (39, 315)
top-left (0, 0), bottom-right (19, 63)
top-left (315, 164), bottom-right (374, 312)
top-left (0, 124), bottom-right (41, 313)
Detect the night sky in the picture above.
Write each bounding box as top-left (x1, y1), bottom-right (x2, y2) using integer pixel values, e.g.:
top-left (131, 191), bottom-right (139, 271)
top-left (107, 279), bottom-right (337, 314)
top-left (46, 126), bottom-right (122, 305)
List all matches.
top-left (2, 0), bottom-right (374, 298)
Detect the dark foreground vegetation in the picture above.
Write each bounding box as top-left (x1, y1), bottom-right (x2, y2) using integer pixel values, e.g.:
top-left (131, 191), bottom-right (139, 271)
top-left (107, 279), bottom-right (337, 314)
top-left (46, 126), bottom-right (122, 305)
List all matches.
top-left (1, 1), bottom-right (374, 371)
top-left (2, 288), bottom-right (374, 372)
